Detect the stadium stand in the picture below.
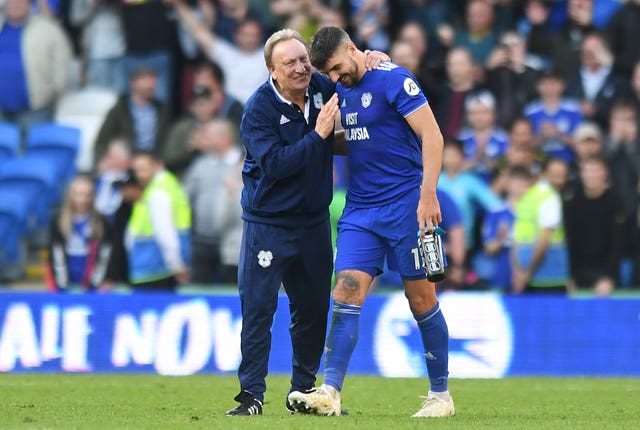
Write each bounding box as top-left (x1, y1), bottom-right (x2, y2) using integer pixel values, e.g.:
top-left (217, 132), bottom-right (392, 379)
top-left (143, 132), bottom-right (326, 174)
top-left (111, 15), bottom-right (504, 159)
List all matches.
top-left (0, 122), bottom-right (20, 162)
top-left (54, 88), bottom-right (118, 172)
top-left (0, 157), bottom-right (60, 248)
top-left (25, 123), bottom-right (81, 183)
top-left (0, 188), bottom-right (32, 281)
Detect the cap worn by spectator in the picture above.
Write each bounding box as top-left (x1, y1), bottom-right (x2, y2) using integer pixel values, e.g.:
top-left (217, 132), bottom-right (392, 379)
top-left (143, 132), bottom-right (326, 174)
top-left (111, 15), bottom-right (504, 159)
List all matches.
top-left (573, 122), bottom-right (602, 142)
top-left (465, 90), bottom-right (496, 110)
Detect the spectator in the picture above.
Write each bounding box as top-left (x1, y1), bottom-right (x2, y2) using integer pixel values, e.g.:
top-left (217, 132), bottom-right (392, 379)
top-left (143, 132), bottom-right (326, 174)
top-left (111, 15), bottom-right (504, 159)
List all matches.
top-left (563, 156), bottom-right (625, 296)
top-left (458, 89), bottom-right (509, 181)
top-left (492, 131), bottom-right (542, 197)
top-left (435, 188), bottom-right (467, 290)
top-left (434, 47), bottom-right (478, 139)
top-left (572, 121), bottom-right (603, 162)
top-left (549, 0), bottom-right (596, 79)
top-left (508, 117), bottom-right (536, 150)
top-left (606, 0), bottom-right (640, 79)
top-left (164, 61), bottom-right (243, 177)
top-left (568, 121), bottom-right (603, 186)
top-left (473, 166), bottom-right (529, 291)
top-left (505, 118), bottom-right (545, 172)
top-left (512, 157), bottom-right (569, 294)
top-left (269, 0), bottom-right (344, 39)
top-left (103, 169), bottom-right (142, 289)
top-left (524, 70), bottom-right (583, 163)
top-left (94, 138), bottom-right (132, 222)
top-left (171, 0), bottom-right (267, 104)
top-left (219, 156), bottom-right (244, 285)
top-left (351, 0), bottom-right (390, 52)
top-left (604, 99), bottom-right (640, 219)
top-left (164, 84), bottom-right (215, 177)
top-left (438, 138), bottom-right (502, 251)
top-left (182, 118), bottom-right (242, 284)
top-left (127, 151), bottom-right (191, 291)
top-left (546, 157), bottom-right (571, 197)
top-left (392, 20), bottom-right (445, 93)
top-left (631, 61), bottom-right (640, 120)
top-left (93, 66), bottom-right (171, 164)
top-left (213, 0), bottom-right (266, 43)
top-left (120, 0), bottom-right (176, 102)
top-left (46, 174), bottom-right (112, 292)
top-left (190, 60), bottom-right (244, 129)
top-left (390, 39), bottom-right (421, 84)
top-left (518, 0), bottom-right (554, 66)
top-left (565, 32), bottom-right (629, 129)
top-left (68, 0), bottom-right (125, 91)
top-left (604, 98), bottom-right (640, 282)
top-left (398, 0), bottom-right (453, 56)
top-left (485, 31), bottom-right (541, 128)
top-left (437, 0), bottom-right (500, 66)
top-left (0, 0), bottom-right (73, 130)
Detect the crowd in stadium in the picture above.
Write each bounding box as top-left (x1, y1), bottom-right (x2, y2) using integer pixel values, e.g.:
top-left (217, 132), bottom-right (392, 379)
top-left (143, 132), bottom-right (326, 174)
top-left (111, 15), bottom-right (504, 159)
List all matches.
top-left (1, 0), bottom-right (639, 295)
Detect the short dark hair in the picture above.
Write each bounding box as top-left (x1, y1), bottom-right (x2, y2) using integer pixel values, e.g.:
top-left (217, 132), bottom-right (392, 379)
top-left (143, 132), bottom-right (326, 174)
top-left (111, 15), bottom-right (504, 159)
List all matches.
top-left (610, 96), bottom-right (637, 115)
top-left (309, 26), bottom-right (350, 70)
top-left (132, 149), bottom-right (160, 162)
top-left (193, 59), bottom-right (225, 86)
top-left (443, 138), bottom-right (464, 153)
top-left (507, 165), bottom-right (534, 181)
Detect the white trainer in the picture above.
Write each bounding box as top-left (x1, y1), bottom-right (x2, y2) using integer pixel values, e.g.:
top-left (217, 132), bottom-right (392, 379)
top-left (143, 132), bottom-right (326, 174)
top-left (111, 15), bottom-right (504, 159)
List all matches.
top-left (411, 392), bottom-right (456, 418)
top-left (287, 384), bottom-right (342, 416)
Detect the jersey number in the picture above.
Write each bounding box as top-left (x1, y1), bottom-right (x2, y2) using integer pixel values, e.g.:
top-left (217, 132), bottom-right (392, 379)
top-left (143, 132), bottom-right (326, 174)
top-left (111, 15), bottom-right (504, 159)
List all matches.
top-left (411, 247), bottom-right (421, 270)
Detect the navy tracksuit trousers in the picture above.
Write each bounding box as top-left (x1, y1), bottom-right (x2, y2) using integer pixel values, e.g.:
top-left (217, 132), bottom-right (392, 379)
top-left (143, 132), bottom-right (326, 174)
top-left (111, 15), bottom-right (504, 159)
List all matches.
top-left (237, 219), bottom-right (333, 401)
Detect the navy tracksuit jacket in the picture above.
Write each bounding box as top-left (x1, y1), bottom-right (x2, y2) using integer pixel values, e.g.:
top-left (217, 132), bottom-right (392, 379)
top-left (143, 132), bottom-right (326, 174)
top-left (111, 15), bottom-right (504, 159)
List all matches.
top-left (236, 73), bottom-right (336, 400)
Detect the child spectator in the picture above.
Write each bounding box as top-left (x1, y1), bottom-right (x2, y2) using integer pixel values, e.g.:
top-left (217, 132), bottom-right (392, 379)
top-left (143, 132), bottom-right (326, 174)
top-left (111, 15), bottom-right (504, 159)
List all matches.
top-left (46, 174), bottom-right (112, 292)
top-left (473, 167), bottom-right (529, 291)
top-left (524, 70), bottom-right (583, 163)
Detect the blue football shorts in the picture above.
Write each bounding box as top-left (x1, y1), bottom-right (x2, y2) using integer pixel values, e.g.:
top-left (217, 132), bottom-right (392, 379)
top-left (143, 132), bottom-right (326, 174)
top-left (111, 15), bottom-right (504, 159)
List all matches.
top-left (334, 188), bottom-right (428, 280)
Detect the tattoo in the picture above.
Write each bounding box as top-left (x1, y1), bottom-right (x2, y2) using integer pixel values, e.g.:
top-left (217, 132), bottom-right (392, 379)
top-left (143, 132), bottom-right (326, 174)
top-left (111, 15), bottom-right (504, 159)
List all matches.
top-left (337, 271), bottom-right (359, 292)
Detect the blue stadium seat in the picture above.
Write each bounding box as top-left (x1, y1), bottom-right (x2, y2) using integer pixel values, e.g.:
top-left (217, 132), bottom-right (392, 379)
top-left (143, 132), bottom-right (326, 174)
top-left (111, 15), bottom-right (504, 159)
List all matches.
top-left (0, 157), bottom-right (60, 247)
top-left (0, 188), bottom-right (32, 280)
top-left (25, 123), bottom-right (81, 183)
top-left (0, 121), bottom-right (20, 163)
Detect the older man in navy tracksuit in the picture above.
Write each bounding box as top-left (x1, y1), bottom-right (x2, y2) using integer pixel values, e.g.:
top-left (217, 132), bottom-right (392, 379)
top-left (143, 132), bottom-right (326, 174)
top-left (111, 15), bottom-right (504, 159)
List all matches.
top-left (225, 29), bottom-right (339, 416)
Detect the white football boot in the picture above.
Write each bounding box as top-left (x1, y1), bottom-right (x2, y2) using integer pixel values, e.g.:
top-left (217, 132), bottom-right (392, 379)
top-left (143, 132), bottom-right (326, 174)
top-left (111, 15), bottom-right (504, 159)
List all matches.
top-left (287, 384), bottom-right (342, 416)
top-left (411, 391), bottom-right (456, 418)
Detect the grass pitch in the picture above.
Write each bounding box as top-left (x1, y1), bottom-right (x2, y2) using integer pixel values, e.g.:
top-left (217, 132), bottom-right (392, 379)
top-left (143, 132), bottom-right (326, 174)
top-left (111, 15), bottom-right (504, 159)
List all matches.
top-left (0, 374), bottom-right (638, 429)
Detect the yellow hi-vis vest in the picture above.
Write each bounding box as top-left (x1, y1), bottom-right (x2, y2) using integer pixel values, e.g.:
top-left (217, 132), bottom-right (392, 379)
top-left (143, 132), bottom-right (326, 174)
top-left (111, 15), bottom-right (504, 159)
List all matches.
top-left (513, 181), bottom-right (568, 287)
top-left (514, 182), bottom-right (564, 245)
top-left (128, 171), bottom-right (191, 283)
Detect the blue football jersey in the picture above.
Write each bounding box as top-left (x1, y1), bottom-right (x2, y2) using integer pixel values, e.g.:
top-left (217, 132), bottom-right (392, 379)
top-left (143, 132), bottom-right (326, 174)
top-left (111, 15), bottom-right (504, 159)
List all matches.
top-left (337, 62), bottom-right (428, 207)
top-left (524, 99), bottom-right (583, 137)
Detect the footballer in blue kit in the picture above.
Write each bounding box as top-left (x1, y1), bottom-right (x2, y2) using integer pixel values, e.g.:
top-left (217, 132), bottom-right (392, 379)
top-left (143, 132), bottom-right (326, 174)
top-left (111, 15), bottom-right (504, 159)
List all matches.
top-left (288, 26), bottom-right (455, 418)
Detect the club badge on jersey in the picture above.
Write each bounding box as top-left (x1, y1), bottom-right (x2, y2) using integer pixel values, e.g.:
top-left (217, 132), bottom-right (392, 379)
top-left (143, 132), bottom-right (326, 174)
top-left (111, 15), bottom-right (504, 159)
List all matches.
top-left (417, 227), bottom-right (446, 282)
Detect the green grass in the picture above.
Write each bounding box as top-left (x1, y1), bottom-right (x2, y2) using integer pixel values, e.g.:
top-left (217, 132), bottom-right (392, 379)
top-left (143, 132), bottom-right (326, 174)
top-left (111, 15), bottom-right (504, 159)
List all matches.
top-left (0, 375), bottom-right (638, 429)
